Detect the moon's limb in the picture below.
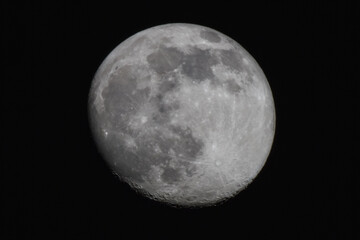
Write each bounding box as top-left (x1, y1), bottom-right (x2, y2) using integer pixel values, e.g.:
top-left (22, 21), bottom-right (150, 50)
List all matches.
top-left (88, 23), bottom-right (275, 207)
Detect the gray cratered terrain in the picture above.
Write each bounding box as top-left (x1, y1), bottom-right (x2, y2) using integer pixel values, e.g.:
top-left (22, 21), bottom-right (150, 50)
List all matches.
top-left (88, 23), bottom-right (275, 207)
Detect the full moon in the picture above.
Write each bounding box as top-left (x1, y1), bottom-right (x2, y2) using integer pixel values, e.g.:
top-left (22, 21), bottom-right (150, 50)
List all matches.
top-left (88, 23), bottom-right (275, 207)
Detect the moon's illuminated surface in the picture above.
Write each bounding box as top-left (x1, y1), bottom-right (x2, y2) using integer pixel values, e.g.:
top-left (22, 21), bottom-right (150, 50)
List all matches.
top-left (88, 23), bottom-right (275, 207)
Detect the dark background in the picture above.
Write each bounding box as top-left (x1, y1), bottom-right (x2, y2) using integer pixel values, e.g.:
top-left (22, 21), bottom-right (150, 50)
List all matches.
top-left (2, 1), bottom-right (359, 239)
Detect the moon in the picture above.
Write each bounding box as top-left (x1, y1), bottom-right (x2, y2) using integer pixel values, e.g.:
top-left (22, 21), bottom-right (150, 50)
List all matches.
top-left (88, 23), bottom-right (275, 207)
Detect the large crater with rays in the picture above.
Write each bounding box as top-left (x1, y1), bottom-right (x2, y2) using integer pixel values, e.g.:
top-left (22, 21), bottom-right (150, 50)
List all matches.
top-left (88, 23), bottom-right (275, 207)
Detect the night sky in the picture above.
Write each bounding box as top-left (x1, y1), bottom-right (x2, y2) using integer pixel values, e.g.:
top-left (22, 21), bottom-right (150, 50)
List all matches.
top-left (2, 1), bottom-right (358, 239)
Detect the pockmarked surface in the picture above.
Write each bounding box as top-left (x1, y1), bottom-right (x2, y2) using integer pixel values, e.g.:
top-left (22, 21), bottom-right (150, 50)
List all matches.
top-left (88, 23), bottom-right (275, 207)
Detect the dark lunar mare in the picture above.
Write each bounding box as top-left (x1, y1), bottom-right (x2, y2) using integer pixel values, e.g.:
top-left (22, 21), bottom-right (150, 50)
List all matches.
top-left (220, 49), bottom-right (245, 71)
top-left (102, 65), bottom-right (150, 132)
top-left (152, 72), bottom-right (181, 117)
top-left (219, 48), bottom-right (256, 88)
top-left (181, 47), bottom-right (218, 82)
top-left (107, 122), bottom-right (204, 185)
top-left (199, 29), bottom-right (221, 43)
top-left (94, 65), bottom-right (153, 182)
top-left (138, 126), bottom-right (204, 184)
top-left (223, 79), bottom-right (242, 94)
top-left (97, 63), bottom-right (204, 185)
top-left (147, 45), bottom-right (184, 74)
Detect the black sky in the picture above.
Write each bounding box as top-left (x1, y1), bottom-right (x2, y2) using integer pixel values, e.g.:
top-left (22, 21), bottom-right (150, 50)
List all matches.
top-left (1, 1), bottom-right (359, 239)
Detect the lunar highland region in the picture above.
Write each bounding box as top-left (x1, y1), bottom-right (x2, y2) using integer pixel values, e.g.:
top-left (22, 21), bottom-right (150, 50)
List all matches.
top-left (88, 23), bottom-right (275, 207)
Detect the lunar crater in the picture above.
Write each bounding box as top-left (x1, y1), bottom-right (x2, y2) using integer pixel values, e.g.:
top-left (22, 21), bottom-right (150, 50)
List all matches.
top-left (200, 29), bottom-right (221, 43)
